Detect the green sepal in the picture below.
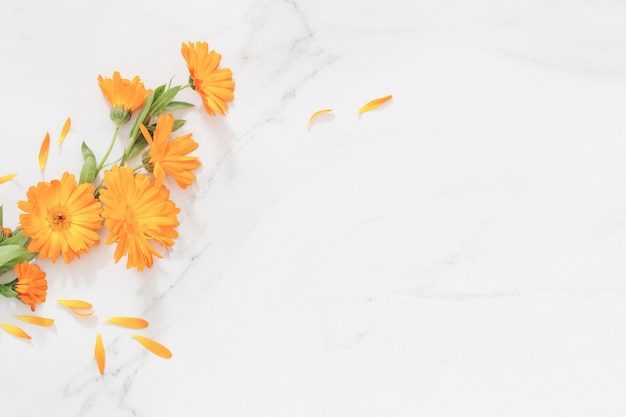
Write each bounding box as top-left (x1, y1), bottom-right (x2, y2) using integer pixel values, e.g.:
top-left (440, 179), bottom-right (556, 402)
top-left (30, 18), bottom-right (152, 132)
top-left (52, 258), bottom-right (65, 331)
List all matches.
top-left (0, 245), bottom-right (37, 275)
top-left (0, 280), bottom-right (18, 298)
top-left (164, 101), bottom-right (194, 111)
top-left (79, 142), bottom-right (98, 185)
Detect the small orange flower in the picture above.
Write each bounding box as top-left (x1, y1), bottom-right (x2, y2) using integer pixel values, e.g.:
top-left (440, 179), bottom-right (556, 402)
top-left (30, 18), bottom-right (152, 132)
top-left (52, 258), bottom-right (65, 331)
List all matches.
top-left (99, 165), bottom-right (180, 271)
top-left (140, 113), bottom-right (200, 189)
top-left (18, 172), bottom-right (103, 263)
top-left (97, 71), bottom-right (151, 125)
top-left (14, 261), bottom-right (47, 311)
top-left (181, 41), bottom-right (235, 116)
top-left (1, 227), bottom-right (12, 240)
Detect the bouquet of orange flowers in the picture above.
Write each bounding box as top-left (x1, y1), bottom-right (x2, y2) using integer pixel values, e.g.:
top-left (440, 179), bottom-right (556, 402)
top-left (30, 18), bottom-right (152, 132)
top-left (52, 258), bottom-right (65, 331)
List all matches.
top-left (0, 41), bottom-right (235, 312)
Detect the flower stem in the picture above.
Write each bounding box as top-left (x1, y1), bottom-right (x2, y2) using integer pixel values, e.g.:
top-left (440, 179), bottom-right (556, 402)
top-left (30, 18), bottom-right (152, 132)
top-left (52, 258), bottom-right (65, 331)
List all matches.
top-left (96, 123), bottom-right (121, 172)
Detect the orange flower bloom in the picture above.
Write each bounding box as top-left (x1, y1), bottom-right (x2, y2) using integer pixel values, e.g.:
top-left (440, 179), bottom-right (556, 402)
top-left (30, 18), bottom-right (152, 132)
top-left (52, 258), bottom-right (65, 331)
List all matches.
top-left (14, 261), bottom-right (47, 311)
top-left (181, 41), bottom-right (235, 116)
top-left (97, 71), bottom-right (151, 125)
top-left (18, 172), bottom-right (103, 263)
top-left (140, 113), bottom-right (200, 189)
top-left (99, 165), bottom-right (180, 271)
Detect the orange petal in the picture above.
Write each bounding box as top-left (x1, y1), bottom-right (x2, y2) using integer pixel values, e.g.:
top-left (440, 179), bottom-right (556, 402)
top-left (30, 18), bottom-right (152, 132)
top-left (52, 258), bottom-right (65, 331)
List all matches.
top-left (307, 109), bottom-right (332, 128)
top-left (106, 317), bottom-right (149, 329)
top-left (0, 173), bottom-right (17, 185)
top-left (358, 95), bottom-right (393, 114)
top-left (58, 117), bottom-right (71, 145)
top-left (38, 132), bottom-right (50, 172)
top-left (1, 323), bottom-right (32, 340)
top-left (14, 315), bottom-right (55, 327)
top-left (95, 332), bottom-right (105, 374)
top-left (57, 299), bottom-right (93, 309)
top-left (132, 335), bottom-right (172, 359)
top-left (70, 308), bottom-right (96, 316)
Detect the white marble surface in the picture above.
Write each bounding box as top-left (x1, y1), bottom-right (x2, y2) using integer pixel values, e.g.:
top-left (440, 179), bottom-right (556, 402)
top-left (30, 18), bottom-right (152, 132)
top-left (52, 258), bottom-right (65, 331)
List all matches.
top-left (1, 0), bottom-right (626, 415)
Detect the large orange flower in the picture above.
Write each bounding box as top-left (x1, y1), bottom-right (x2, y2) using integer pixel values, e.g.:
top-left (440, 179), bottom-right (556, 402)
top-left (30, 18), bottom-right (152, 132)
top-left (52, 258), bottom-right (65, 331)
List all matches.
top-left (181, 41), bottom-right (235, 116)
top-left (14, 261), bottom-right (47, 311)
top-left (18, 172), bottom-right (103, 263)
top-left (97, 71), bottom-right (151, 124)
top-left (99, 165), bottom-right (180, 271)
top-left (140, 113), bottom-right (201, 189)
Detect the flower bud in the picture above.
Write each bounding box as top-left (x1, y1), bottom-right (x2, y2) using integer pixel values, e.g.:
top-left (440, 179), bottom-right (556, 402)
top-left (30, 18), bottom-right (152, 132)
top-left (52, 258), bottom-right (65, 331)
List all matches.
top-left (110, 106), bottom-right (132, 125)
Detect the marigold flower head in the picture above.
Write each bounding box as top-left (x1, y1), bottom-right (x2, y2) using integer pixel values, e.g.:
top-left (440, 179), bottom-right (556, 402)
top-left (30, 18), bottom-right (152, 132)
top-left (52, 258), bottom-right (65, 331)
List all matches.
top-left (14, 261), bottom-right (47, 311)
top-left (18, 172), bottom-right (103, 263)
top-left (140, 113), bottom-right (200, 189)
top-left (181, 41), bottom-right (235, 116)
top-left (99, 165), bottom-right (180, 271)
top-left (98, 71), bottom-right (151, 125)
top-left (0, 227), bottom-right (12, 240)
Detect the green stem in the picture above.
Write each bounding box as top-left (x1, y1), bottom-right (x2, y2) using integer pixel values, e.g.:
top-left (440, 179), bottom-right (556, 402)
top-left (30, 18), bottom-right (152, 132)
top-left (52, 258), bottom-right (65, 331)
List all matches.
top-left (96, 123), bottom-right (121, 172)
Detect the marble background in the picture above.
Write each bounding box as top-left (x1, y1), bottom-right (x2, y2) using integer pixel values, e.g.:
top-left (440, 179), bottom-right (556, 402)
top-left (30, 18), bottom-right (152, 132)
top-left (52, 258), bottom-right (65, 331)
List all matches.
top-left (1, 0), bottom-right (626, 415)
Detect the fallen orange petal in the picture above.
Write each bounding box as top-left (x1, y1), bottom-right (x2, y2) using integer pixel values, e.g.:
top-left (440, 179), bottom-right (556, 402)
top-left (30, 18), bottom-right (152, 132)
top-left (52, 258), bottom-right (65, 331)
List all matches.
top-left (0, 173), bottom-right (17, 185)
top-left (1, 323), bottom-right (32, 340)
top-left (71, 308), bottom-right (96, 316)
top-left (132, 335), bottom-right (172, 359)
top-left (58, 117), bottom-right (71, 145)
top-left (106, 317), bottom-right (149, 329)
top-left (57, 299), bottom-right (93, 309)
top-left (307, 109), bottom-right (332, 128)
top-left (38, 132), bottom-right (50, 172)
top-left (358, 95), bottom-right (393, 114)
top-left (14, 315), bottom-right (54, 326)
top-left (95, 332), bottom-right (105, 374)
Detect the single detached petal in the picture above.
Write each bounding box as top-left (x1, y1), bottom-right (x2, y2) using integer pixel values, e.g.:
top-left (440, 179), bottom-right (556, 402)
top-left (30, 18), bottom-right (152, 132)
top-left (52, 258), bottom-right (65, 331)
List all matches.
top-left (39, 132), bottom-right (50, 172)
top-left (95, 332), bottom-right (105, 374)
top-left (1, 323), bottom-right (32, 340)
top-left (0, 173), bottom-right (17, 185)
top-left (358, 95), bottom-right (393, 114)
top-left (58, 117), bottom-right (71, 145)
top-left (132, 334), bottom-right (172, 359)
top-left (307, 109), bottom-right (332, 128)
top-left (14, 315), bottom-right (54, 326)
top-left (57, 299), bottom-right (93, 309)
top-left (106, 317), bottom-right (149, 329)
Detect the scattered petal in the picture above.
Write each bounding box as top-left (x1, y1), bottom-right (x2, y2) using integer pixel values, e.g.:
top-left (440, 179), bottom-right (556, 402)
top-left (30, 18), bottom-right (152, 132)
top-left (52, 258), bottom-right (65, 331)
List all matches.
top-left (58, 117), bottom-right (71, 145)
top-left (132, 335), bottom-right (172, 359)
top-left (57, 299), bottom-right (93, 309)
top-left (38, 132), bottom-right (50, 172)
top-left (358, 95), bottom-right (393, 114)
top-left (307, 109), bottom-right (332, 128)
top-left (14, 315), bottom-right (54, 327)
top-left (71, 308), bottom-right (96, 317)
top-left (1, 323), bottom-right (32, 340)
top-left (95, 333), bottom-right (105, 374)
top-left (106, 317), bottom-right (149, 329)
top-left (0, 173), bottom-right (17, 185)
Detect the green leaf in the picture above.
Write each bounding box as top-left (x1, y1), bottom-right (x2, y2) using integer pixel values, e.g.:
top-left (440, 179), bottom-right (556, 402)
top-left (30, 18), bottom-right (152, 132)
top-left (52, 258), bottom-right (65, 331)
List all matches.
top-left (129, 87), bottom-right (158, 142)
top-left (150, 85), bottom-right (182, 117)
top-left (0, 229), bottom-right (30, 248)
top-left (127, 135), bottom-right (149, 160)
top-left (79, 142), bottom-right (98, 185)
top-left (0, 245), bottom-right (36, 275)
top-left (164, 101), bottom-right (195, 111)
top-left (172, 119), bottom-right (186, 131)
top-left (0, 281), bottom-right (18, 298)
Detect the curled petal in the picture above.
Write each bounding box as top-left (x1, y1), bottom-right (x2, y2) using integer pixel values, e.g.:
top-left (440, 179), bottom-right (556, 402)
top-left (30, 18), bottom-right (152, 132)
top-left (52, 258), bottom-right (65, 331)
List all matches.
top-left (0, 173), bottom-right (17, 185)
top-left (39, 132), bottom-right (50, 172)
top-left (307, 109), bottom-right (332, 128)
top-left (106, 317), bottom-right (149, 329)
top-left (95, 333), bottom-right (105, 374)
top-left (132, 335), bottom-right (172, 359)
top-left (2, 323), bottom-right (32, 340)
top-left (358, 95), bottom-right (393, 114)
top-left (58, 117), bottom-right (71, 145)
top-left (57, 299), bottom-right (93, 309)
top-left (14, 315), bottom-right (54, 326)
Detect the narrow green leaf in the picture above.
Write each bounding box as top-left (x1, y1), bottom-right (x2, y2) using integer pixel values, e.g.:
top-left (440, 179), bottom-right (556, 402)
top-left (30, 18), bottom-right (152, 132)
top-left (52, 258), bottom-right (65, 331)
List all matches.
top-left (0, 280), bottom-right (18, 298)
top-left (126, 135), bottom-right (149, 160)
top-left (0, 245), bottom-right (36, 275)
top-left (0, 229), bottom-right (30, 248)
top-left (164, 101), bottom-right (195, 111)
top-left (129, 87), bottom-right (158, 142)
top-left (172, 119), bottom-right (187, 131)
top-left (79, 142), bottom-right (98, 185)
top-left (150, 85), bottom-right (182, 117)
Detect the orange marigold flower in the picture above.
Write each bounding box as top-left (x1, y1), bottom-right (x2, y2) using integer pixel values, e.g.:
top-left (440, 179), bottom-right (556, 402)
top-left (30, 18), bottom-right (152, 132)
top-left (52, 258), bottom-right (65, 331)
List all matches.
top-left (140, 113), bottom-right (201, 189)
top-left (97, 71), bottom-right (151, 125)
top-left (181, 41), bottom-right (235, 116)
top-left (14, 261), bottom-right (47, 311)
top-left (99, 165), bottom-right (180, 271)
top-left (18, 172), bottom-right (103, 263)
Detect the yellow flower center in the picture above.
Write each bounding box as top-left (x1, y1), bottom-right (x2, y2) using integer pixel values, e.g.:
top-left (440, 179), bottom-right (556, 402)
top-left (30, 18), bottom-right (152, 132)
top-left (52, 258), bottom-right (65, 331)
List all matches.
top-left (49, 206), bottom-right (71, 231)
